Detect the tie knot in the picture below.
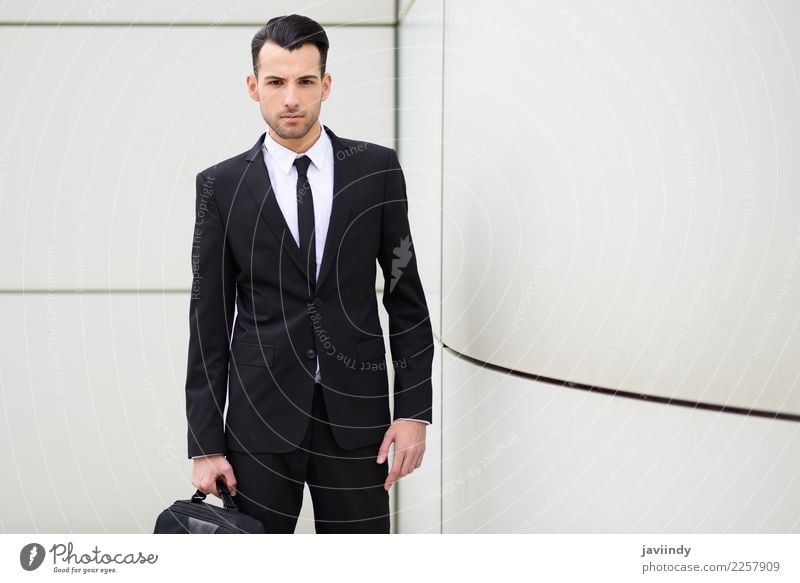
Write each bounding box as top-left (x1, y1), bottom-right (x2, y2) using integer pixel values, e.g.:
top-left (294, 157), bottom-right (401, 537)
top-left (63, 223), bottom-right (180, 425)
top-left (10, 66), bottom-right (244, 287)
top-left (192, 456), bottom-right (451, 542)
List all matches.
top-left (294, 155), bottom-right (312, 177)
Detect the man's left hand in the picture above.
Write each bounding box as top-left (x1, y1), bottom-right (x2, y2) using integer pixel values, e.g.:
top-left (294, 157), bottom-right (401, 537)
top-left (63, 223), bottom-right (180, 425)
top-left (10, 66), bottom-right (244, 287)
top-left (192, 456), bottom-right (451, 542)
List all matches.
top-left (376, 420), bottom-right (427, 491)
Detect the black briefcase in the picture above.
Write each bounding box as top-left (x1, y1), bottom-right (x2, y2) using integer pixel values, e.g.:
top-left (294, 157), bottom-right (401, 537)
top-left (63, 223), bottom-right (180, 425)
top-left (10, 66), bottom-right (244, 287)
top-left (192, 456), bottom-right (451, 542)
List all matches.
top-left (154, 480), bottom-right (265, 534)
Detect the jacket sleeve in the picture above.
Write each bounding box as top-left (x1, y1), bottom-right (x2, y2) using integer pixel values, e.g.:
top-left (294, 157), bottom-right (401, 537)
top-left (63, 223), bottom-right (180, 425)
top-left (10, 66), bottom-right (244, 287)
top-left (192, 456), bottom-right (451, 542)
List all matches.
top-left (185, 171), bottom-right (237, 458)
top-left (377, 148), bottom-right (434, 424)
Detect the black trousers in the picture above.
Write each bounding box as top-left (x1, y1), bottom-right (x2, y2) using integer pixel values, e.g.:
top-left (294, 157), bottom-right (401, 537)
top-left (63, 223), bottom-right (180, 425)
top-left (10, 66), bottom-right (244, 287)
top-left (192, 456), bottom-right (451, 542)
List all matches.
top-left (226, 383), bottom-right (390, 533)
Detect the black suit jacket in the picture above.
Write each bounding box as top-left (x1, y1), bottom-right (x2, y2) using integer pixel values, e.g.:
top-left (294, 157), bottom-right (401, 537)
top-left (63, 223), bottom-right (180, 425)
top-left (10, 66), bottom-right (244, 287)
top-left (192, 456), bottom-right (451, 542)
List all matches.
top-left (185, 125), bottom-right (434, 458)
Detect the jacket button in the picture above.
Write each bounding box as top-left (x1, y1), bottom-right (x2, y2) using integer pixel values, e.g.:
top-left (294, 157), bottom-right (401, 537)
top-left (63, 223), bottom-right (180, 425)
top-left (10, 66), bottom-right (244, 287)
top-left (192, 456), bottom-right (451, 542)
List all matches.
top-left (305, 348), bottom-right (316, 359)
top-left (314, 298), bottom-right (322, 307)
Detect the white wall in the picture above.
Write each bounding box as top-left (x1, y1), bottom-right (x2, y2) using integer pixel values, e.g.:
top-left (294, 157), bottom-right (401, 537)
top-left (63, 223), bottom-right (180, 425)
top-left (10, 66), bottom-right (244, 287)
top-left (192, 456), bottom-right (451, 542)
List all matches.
top-left (441, 349), bottom-right (800, 533)
top-left (0, 5), bottom-right (396, 533)
top-left (0, 293), bottom-right (189, 532)
top-left (441, 0), bottom-right (800, 416)
top-left (396, 0), bottom-right (444, 533)
top-left (430, 0), bottom-right (800, 532)
top-left (0, 1), bottom-right (396, 25)
top-left (0, 26), bottom-right (394, 290)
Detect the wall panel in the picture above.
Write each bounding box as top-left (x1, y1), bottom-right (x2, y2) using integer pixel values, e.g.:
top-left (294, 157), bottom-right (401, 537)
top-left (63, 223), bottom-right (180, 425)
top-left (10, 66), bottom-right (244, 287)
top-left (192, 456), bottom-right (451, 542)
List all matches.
top-left (0, 25), bottom-right (394, 291)
top-left (0, 1), bottom-right (396, 25)
top-left (442, 349), bottom-right (800, 533)
top-left (0, 293), bottom-right (189, 532)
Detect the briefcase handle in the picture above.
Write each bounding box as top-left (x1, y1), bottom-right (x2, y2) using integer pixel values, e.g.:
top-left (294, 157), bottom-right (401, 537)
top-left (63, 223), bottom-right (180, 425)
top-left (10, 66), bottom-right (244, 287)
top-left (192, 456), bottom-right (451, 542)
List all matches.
top-left (191, 479), bottom-right (237, 510)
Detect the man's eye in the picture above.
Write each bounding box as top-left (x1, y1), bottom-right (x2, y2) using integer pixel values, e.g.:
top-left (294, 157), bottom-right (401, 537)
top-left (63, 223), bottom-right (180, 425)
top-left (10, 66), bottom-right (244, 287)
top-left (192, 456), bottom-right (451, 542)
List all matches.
top-left (267, 80), bottom-right (281, 85)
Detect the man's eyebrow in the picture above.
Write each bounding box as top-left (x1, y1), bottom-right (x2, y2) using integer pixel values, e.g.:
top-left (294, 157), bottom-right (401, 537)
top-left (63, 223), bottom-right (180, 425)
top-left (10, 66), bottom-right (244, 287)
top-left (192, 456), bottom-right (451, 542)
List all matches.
top-left (262, 74), bottom-right (319, 81)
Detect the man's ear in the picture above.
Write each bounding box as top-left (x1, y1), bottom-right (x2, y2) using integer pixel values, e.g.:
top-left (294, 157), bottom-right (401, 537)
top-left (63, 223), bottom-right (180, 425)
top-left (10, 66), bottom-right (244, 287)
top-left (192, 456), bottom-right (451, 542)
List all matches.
top-left (246, 73), bottom-right (259, 102)
top-left (321, 72), bottom-right (332, 102)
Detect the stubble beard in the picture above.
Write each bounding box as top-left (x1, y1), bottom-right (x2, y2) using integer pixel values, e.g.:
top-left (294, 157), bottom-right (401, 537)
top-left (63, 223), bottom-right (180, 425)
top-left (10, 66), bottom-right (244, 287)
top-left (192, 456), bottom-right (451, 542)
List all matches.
top-left (268, 112), bottom-right (318, 141)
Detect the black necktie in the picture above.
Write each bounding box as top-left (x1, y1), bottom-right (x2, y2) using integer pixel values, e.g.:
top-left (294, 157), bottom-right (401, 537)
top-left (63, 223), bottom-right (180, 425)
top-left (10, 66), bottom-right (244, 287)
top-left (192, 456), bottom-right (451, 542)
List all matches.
top-left (293, 155), bottom-right (316, 294)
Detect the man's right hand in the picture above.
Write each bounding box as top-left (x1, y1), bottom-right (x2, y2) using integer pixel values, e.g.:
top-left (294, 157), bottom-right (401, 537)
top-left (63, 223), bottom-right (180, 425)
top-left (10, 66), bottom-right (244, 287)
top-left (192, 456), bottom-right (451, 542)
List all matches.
top-left (191, 454), bottom-right (238, 497)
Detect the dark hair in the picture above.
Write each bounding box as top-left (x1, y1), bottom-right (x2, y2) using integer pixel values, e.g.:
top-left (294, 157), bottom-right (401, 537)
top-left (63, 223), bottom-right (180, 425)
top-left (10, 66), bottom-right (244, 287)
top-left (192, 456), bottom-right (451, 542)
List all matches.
top-left (251, 14), bottom-right (329, 78)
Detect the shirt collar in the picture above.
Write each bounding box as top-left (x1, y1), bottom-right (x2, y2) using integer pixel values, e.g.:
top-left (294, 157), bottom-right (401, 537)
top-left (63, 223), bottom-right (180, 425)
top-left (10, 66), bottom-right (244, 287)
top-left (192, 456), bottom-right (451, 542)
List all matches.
top-left (262, 120), bottom-right (331, 175)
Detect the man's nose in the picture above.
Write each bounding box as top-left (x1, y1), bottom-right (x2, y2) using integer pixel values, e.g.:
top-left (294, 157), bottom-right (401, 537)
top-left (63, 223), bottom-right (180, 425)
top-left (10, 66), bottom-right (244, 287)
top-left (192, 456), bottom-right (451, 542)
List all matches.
top-left (283, 85), bottom-right (300, 109)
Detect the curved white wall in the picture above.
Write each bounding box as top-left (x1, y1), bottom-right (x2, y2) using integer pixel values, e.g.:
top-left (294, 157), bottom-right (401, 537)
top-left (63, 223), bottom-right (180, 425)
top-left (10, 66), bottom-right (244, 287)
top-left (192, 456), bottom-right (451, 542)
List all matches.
top-left (441, 0), bottom-right (800, 416)
top-left (441, 349), bottom-right (800, 533)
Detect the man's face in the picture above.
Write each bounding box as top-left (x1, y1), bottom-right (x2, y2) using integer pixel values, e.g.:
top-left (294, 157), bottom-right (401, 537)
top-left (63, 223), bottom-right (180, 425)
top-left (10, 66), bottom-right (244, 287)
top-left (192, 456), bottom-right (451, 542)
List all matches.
top-left (246, 41), bottom-right (331, 146)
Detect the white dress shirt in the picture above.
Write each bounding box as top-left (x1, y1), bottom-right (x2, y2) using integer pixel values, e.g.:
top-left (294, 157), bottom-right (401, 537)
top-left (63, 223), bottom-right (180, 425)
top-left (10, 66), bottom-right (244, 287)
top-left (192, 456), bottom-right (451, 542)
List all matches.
top-left (262, 121), bottom-right (333, 282)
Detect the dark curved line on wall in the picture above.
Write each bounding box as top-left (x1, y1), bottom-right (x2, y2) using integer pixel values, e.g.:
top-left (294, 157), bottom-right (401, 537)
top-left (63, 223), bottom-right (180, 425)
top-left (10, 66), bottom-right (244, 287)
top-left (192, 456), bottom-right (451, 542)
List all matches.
top-left (445, 345), bottom-right (800, 423)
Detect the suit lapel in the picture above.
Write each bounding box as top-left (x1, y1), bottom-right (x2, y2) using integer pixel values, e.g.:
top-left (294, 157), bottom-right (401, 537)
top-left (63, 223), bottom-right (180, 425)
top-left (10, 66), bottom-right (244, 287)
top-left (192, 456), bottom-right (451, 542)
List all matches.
top-left (317, 125), bottom-right (356, 291)
top-left (242, 126), bottom-right (357, 291)
top-left (243, 134), bottom-right (306, 277)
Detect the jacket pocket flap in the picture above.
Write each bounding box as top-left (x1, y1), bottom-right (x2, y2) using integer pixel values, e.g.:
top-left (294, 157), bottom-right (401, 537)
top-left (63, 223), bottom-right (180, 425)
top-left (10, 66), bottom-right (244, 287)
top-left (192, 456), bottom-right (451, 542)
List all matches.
top-left (356, 337), bottom-right (386, 361)
top-left (230, 342), bottom-right (275, 368)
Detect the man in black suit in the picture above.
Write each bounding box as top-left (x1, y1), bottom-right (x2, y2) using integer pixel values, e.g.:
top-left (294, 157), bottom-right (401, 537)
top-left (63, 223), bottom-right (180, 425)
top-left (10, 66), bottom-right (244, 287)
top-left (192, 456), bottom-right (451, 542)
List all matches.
top-left (185, 14), bottom-right (434, 533)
